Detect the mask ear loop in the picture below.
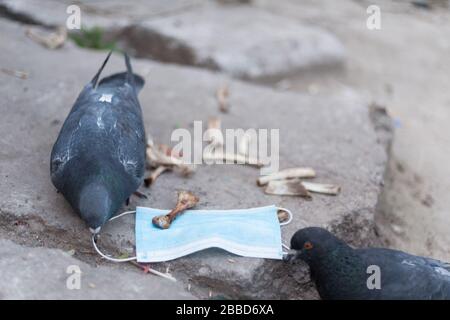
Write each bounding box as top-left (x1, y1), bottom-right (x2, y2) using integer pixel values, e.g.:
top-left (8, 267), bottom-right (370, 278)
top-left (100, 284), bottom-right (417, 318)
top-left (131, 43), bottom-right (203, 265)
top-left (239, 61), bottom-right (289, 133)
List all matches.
top-left (91, 210), bottom-right (176, 282)
top-left (277, 207), bottom-right (293, 255)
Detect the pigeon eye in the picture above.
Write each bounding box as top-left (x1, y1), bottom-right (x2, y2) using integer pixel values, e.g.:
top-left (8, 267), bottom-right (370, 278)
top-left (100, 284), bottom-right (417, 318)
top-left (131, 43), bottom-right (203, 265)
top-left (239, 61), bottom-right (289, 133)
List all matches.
top-left (304, 241), bottom-right (313, 250)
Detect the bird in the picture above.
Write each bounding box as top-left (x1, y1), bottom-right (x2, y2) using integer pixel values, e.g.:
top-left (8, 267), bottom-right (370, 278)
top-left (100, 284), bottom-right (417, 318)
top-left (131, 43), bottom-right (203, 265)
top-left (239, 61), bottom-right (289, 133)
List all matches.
top-left (286, 227), bottom-right (450, 300)
top-left (50, 51), bottom-right (147, 234)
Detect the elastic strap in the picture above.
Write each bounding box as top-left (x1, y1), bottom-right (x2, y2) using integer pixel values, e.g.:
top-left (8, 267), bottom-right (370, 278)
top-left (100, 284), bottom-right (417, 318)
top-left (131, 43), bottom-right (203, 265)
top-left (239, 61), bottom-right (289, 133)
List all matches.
top-left (91, 210), bottom-right (176, 282)
top-left (277, 207), bottom-right (293, 254)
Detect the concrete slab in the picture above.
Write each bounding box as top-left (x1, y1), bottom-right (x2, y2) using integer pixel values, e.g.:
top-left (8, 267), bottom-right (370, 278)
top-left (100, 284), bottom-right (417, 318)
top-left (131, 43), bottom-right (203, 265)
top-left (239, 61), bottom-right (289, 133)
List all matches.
top-left (0, 0), bottom-right (346, 79)
top-left (0, 0), bottom-right (203, 28)
top-left (0, 18), bottom-right (389, 298)
top-left (0, 239), bottom-right (194, 299)
top-left (115, 3), bottom-right (346, 79)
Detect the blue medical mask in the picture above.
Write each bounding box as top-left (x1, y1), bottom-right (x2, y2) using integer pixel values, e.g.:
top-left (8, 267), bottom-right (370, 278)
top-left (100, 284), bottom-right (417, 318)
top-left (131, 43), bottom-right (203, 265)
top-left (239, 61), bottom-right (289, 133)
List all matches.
top-left (92, 205), bottom-right (292, 268)
top-left (135, 205), bottom-right (286, 262)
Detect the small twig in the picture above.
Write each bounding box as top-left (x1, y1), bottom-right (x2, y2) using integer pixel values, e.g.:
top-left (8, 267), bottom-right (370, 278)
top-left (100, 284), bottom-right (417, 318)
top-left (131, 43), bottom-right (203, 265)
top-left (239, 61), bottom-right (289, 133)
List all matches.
top-left (129, 261), bottom-right (177, 282)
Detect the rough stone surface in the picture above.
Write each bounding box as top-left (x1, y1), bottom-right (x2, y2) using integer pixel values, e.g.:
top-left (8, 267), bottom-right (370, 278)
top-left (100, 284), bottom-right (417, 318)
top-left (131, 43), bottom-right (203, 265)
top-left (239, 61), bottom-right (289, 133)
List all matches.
top-left (0, 0), bottom-right (346, 79)
top-left (0, 0), bottom-right (203, 28)
top-left (0, 239), bottom-right (194, 299)
top-left (115, 4), bottom-right (346, 79)
top-left (0, 18), bottom-right (389, 298)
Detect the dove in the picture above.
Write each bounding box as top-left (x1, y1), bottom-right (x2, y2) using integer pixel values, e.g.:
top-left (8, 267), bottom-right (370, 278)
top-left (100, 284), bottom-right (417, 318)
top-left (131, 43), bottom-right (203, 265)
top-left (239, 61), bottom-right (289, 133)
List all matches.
top-left (50, 51), bottom-right (146, 233)
top-left (286, 227), bottom-right (450, 300)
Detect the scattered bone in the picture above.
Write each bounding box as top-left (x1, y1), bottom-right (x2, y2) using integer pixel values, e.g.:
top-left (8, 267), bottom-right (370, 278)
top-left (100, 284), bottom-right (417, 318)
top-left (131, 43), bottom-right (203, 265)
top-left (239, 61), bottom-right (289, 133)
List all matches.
top-left (277, 209), bottom-right (290, 223)
top-left (144, 166), bottom-right (171, 187)
top-left (203, 118), bottom-right (262, 166)
top-left (257, 167), bottom-right (316, 186)
top-left (238, 132), bottom-right (252, 156)
top-left (147, 138), bottom-right (194, 175)
top-left (158, 143), bottom-right (183, 158)
top-left (301, 181), bottom-right (341, 195)
top-left (1, 68), bottom-right (28, 79)
top-left (25, 26), bottom-right (67, 50)
top-left (216, 84), bottom-right (230, 113)
top-left (205, 117), bottom-right (223, 148)
top-left (203, 150), bottom-right (263, 167)
top-left (265, 180), bottom-right (311, 198)
top-left (152, 191), bottom-right (199, 229)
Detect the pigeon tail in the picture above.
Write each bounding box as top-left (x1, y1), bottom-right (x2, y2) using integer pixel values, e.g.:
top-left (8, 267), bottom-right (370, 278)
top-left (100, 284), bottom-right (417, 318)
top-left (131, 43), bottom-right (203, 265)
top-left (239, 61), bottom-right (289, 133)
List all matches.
top-left (98, 72), bottom-right (144, 93)
top-left (90, 50), bottom-right (113, 88)
top-left (91, 51), bottom-right (144, 93)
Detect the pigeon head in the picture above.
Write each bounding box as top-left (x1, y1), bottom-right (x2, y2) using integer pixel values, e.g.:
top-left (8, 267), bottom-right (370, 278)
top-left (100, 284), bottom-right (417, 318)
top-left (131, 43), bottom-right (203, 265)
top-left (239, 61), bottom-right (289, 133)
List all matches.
top-left (286, 227), bottom-right (349, 264)
top-left (78, 181), bottom-right (114, 233)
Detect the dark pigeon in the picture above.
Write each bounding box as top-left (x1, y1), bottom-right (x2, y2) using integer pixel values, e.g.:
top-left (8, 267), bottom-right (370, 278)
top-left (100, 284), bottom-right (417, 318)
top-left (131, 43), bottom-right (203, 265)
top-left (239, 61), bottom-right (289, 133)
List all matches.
top-left (50, 51), bottom-right (146, 233)
top-left (287, 227), bottom-right (450, 300)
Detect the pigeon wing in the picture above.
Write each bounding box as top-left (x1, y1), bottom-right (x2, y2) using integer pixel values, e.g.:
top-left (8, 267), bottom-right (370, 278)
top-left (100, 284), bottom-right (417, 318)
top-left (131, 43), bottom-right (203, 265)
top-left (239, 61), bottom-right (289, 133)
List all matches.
top-left (358, 248), bottom-right (450, 299)
top-left (50, 85), bottom-right (95, 189)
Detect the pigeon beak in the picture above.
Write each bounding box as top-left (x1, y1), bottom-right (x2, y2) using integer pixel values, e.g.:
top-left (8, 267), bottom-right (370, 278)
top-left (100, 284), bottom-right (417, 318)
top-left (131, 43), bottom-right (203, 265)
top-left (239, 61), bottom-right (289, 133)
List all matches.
top-left (283, 249), bottom-right (301, 263)
top-left (89, 226), bottom-right (101, 234)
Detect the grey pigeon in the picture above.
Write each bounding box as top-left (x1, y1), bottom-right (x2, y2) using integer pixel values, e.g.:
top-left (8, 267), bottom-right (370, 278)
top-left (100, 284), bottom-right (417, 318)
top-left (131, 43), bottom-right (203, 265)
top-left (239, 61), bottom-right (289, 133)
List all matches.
top-left (50, 51), bottom-right (146, 233)
top-left (287, 227), bottom-right (450, 300)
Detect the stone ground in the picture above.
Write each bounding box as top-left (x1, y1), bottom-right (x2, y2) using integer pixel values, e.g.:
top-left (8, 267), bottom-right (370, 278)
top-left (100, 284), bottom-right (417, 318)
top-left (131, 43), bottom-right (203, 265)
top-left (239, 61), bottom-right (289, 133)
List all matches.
top-left (0, 239), bottom-right (194, 299)
top-left (249, 0), bottom-right (450, 261)
top-left (0, 0), bottom-right (447, 299)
